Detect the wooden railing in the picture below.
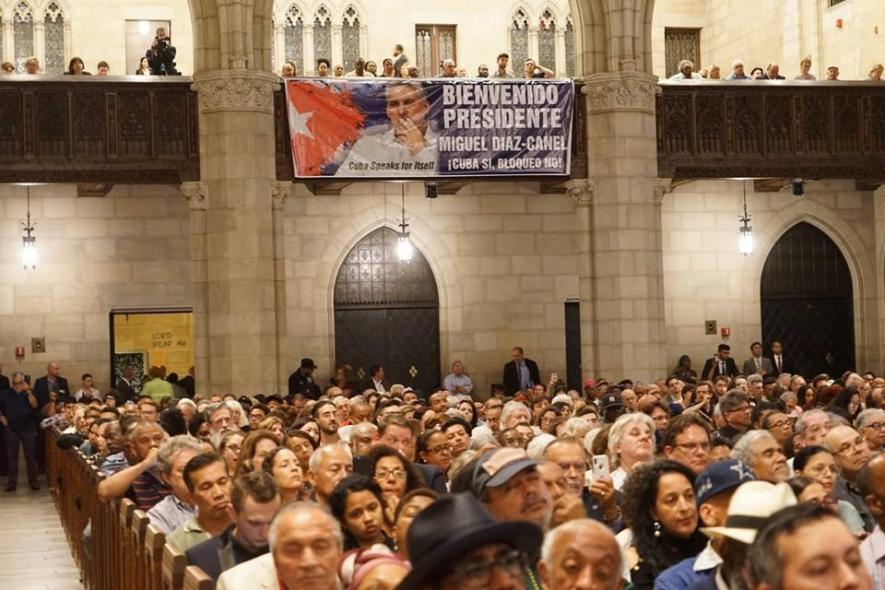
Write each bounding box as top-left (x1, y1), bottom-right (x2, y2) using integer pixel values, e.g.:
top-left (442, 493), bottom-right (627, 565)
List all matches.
top-left (0, 75), bottom-right (200, 184)
top-left (656, 80), bottom-right (885, 181)
top-left (45, 428), bottom-right (212, 590)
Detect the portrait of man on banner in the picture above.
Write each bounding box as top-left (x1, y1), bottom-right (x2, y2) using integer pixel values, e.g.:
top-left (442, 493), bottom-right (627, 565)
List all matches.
top-left (337, 81), bottom-right (438, 176)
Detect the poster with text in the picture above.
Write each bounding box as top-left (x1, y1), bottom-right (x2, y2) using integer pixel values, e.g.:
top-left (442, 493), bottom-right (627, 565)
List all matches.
top-left (285, 78), bottom-right (575, 178)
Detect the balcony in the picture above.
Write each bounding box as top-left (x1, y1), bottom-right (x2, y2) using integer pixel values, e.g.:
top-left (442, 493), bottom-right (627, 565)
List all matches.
top-left (0, 77), bottom-right (881, 190)
top-left (0, 75), bottom-right (199, 185)
top-left (656, 80), bottom-right (885, 185)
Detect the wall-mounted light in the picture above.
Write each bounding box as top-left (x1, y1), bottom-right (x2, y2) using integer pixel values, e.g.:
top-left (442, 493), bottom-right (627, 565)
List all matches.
top-left (21, 185), bottom-right (38, 269)
top-left (397, 186), bottom-right (413, 262)
top-left (738, 181), bottom-right (753, 256)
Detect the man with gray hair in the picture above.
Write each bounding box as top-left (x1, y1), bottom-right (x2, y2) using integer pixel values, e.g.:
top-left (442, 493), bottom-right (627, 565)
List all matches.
top-left (500, 400), bottom-right (532, 430)
top-left (216, 501), bottom-right (343, 590)
top-left (539, 518), bottom-right (622, 590)
top-left (793, 408), bottom-right (830, 452)
top-left (717, 390), bottom-right (752, 441)
top-left (146, 435), bottom-right (204, 533)
top-left (746, 374), bottom-right (765, 403)
top-left (855, 408), bottom-right (885, 452)
top-left (307, 444), bottom-right (353, 506)
top-left (731, 430), bottom-right (789, 483)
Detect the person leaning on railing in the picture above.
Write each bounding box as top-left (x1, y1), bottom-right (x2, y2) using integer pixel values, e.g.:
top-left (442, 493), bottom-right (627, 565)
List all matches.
top-left (96, 419), bottom-right (170, 511)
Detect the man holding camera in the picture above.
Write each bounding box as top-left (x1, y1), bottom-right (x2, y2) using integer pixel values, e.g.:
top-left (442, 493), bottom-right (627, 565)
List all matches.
top-left (146, 27), bottom-right (179, 76)
top-left (0, 372), bottom-right (40, 491)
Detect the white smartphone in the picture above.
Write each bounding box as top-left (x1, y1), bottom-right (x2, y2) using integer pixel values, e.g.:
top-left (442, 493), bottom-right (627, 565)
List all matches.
top-left (592, 455), bottom-right (611, 480)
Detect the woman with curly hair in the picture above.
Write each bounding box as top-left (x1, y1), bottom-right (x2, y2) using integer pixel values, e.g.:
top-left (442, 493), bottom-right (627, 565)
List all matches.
top-left (364, 445), bottom-right (425, 525)
top-left (618, 459), bottom-right (707, 589)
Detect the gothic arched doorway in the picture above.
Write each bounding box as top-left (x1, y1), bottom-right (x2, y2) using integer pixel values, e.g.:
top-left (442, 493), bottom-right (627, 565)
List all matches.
top-left (333, 227), bottom-right (441, 393)
top-left (760, 222), bottom-right (854, 378)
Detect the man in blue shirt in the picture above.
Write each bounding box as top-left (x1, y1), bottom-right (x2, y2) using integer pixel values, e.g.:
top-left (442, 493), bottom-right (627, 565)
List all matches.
top-left (0, 372), bottom-right (40, 491)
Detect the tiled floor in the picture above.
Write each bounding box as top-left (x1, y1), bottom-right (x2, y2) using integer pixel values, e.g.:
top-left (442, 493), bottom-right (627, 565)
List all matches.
top-left (0, 453), bottom-right (84, 590)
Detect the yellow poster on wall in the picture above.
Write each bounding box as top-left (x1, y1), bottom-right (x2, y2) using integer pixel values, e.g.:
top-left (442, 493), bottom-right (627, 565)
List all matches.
top-left (112, 311), bottom-right (194, 378)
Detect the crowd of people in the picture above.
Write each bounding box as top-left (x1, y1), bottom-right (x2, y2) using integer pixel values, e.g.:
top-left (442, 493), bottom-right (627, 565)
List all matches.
top-left (1, 26), bottom-right (179, 76)
top-left (280, 43), bottom-right (560, 81)
top-left (669, 55), bottom-right (884, 81)
top-left (1, 340), bottom-right (884, 589)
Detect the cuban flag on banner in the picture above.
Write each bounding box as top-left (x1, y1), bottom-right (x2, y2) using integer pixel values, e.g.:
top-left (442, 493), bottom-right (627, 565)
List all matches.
top-left (286, 80), bottom-right (366, 176)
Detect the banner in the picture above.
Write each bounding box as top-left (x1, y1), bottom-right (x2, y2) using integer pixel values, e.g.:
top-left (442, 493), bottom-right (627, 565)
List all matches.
top-left (285, 78), bottom-right (574, 178)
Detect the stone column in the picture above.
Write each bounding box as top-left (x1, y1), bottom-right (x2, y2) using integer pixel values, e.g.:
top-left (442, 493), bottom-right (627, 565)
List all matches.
top-left (34, 22), bottom-right (45, 68)
top-left (872, 186), bottom-right (885, 371)
top-left (3, 22), bottom-right (13, 67)
top-left (528, 27), bottom-right (540, 63)
top-left (271, 181), bottom-right (292, 392)
top-left (192, 69), bottom-right (281, 395)
top-left (583, 69), bottom-right (666, 382)
top-left (332, 25), bottom-right (343, 70)
top-left (181, 181), bottom-right (210, 396)
top-left (304, 25), bottom-right (315, 75)
top-left (273, 25), bottom-right (286, 73)
top-left (566, 179), bottom-right (598, 378)
top-left (555, 28), bottom-right (566, 78)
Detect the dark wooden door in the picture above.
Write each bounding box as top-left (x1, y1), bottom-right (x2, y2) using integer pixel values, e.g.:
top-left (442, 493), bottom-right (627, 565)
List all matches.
top-left (415, 25), bottom-right (456, 77)
top-left (334, 228), bottom-right (441, 393)
top-left (761, 222), bottom-right (854, 378)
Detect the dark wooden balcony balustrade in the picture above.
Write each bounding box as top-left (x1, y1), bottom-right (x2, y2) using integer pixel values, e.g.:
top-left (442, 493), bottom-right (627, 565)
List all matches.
top-left (0, 75), bottom-right (199, 184)
top-left (0, 76), bottom-right (881, 188)
top-left (656, 80), bottom-right (885, 184)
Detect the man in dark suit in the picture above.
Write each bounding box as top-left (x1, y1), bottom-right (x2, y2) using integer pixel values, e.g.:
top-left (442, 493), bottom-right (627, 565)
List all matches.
top-left (502, 346), bottom-right (541, 395)
top-left (770, 340), bottom-right (793, 376)
top-left (186, 470), bottom-right (280, 581)
top-left (361, 365), bottom-right (388, 394)
top-left (33, 362), bottom-right (70, 416)
top-left (114, 366), bottom-right (137, 404)
top-left (701, 344), bottom-right (739, 382)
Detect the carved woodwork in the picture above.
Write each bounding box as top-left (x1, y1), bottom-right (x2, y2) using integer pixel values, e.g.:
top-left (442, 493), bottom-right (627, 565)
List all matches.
top-left (657, 81), bottom-right (885, 180)
top-left (0, 75), bottom-right (199, 184)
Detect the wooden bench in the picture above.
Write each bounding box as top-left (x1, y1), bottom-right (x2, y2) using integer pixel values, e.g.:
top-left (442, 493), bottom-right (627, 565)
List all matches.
top-left (162, 542), bottom-right (188, 590)
top-left (144, 524), bottom-right (167, 590)
top-left (183, 565), bottom-right (216, 590)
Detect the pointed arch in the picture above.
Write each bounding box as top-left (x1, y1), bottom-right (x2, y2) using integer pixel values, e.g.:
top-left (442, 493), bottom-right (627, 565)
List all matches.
top-left (341, 3), bottom-right (362, 72)
top-left (12, 0), bottom-right (34, 73)
top-left (564, 14), bottom-right (577, 77)
top-left (538, 6), bottom-right (558, 72)
top-left (509, 5), bottom-right (531, 74)
top-left (312, 3), bottom-right (332, 67)
top-left (281, 2), bottom-right (305, 73)
top-left (42, 0), bottom-right (64, 74)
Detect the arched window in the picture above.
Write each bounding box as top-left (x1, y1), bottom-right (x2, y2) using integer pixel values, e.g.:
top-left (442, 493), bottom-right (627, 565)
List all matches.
top-left (341, 5), bottom-right (360, 73)
top-left (510, 8), bottom-right (529, 73)
top-left (283, 4), bottom-right (304, 74)
top-left (43, 2), bottom-right (64, 75)
top-left (313, 6), bottom-right (332, 69)
top-left (565, 16), bottom-right (576, 78)
top-left (13, 1), bottom-right (34, 73)
top-left (538, 8), bottom-right (556, 73)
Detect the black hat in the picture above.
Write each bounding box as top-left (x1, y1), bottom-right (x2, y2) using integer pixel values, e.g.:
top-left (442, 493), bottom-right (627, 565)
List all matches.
top-left (600, 391), bottom-right (623, 410)
top-left (397, 493), bottom-right (543, 590)
top-left (266, 394), bottom-right (284, 404)
top-left (301, 358), bottom-right (318, 369)
top-left (254, 394), bottom-right (268, 404)
top-left (237, 395), bottom-right (252, 407)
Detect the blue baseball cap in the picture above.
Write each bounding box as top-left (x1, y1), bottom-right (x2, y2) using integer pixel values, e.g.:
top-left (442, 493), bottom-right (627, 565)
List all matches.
top-left (694, 459), bottom-right (755, 505)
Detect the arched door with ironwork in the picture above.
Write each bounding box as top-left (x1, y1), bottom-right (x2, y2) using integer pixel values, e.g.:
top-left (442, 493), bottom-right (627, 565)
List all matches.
top-left (334, 228), bottom-right (441, 393)
top-left (760, 222), bottom-right (854, 378)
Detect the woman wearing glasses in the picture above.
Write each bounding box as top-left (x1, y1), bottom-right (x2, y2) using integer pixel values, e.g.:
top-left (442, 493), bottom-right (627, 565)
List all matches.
top-left (793, 445), bottom-right (865, 534)
top-left (365, 445), bottom-right (425, 528)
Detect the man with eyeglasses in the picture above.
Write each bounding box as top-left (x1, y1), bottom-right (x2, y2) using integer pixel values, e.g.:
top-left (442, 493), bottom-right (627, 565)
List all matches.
top-left (717, 390), bottom-right (752, 442)
top-left (663, 413), bottom-right (712, 475)
top-left (855, 408), bottom-right (885, 452)
top-left (312, 400), bottom-right (341, 446)
top-left (399, 493), bottom-right (544, 590)
top-left (0, 372), bottom-right (40, 491)
top-left (542, 439), bottom-right (620, 529)
top-left (825, 425), bottom-right (876, 532)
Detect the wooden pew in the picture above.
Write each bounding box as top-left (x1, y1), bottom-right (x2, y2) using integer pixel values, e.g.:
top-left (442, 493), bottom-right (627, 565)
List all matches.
top-left (117, 499), bottom-right (136, 590)
top-left (183, 565), bottom-right (215, 590)
top-left (144, 525), bottom-right (166, 590)
top-left (162, 542), bottom-right (188, 590)
top-left (131, 509), bottom-right (150, 590)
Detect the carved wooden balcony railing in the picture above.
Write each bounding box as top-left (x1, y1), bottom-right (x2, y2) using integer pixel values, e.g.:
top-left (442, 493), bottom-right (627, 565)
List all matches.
top-left (0, 75), bottom-right (200, 184)
top-left (657, 80), bottom-right (885, 182)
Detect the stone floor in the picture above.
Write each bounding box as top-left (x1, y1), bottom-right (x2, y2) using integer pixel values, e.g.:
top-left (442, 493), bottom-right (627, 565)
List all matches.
top-left (0, 453), bottom-right (84, 590)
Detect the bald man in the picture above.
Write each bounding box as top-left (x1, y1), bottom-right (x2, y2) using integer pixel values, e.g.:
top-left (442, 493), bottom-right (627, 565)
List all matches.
top-left (539, 519), bottom-right (623, 590)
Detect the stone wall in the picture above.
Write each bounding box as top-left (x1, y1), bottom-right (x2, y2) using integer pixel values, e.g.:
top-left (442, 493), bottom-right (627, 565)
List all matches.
top-left (278, 181), bottom-right (582, 396)
top-left (0, 184), bottom-right (192, 389)
top-left (660, 179), bottom-right (880, 374)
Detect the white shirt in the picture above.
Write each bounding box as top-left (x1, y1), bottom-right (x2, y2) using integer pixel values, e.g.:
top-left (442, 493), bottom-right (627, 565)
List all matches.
top-left (337, 127), bottom-right (438, 177)
top-left (860, 525), bottom-right (885, 588)
top-left (611, 466), bottom-right (628, 491)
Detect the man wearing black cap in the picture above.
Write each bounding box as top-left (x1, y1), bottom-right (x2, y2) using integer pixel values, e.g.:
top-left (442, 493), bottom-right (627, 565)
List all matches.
top-left (600, 391), bottom-right (625, 424)
top-left (288, 358), bottom-right (320, 399)
top-left (398, 493), bottom-right (544, 590)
